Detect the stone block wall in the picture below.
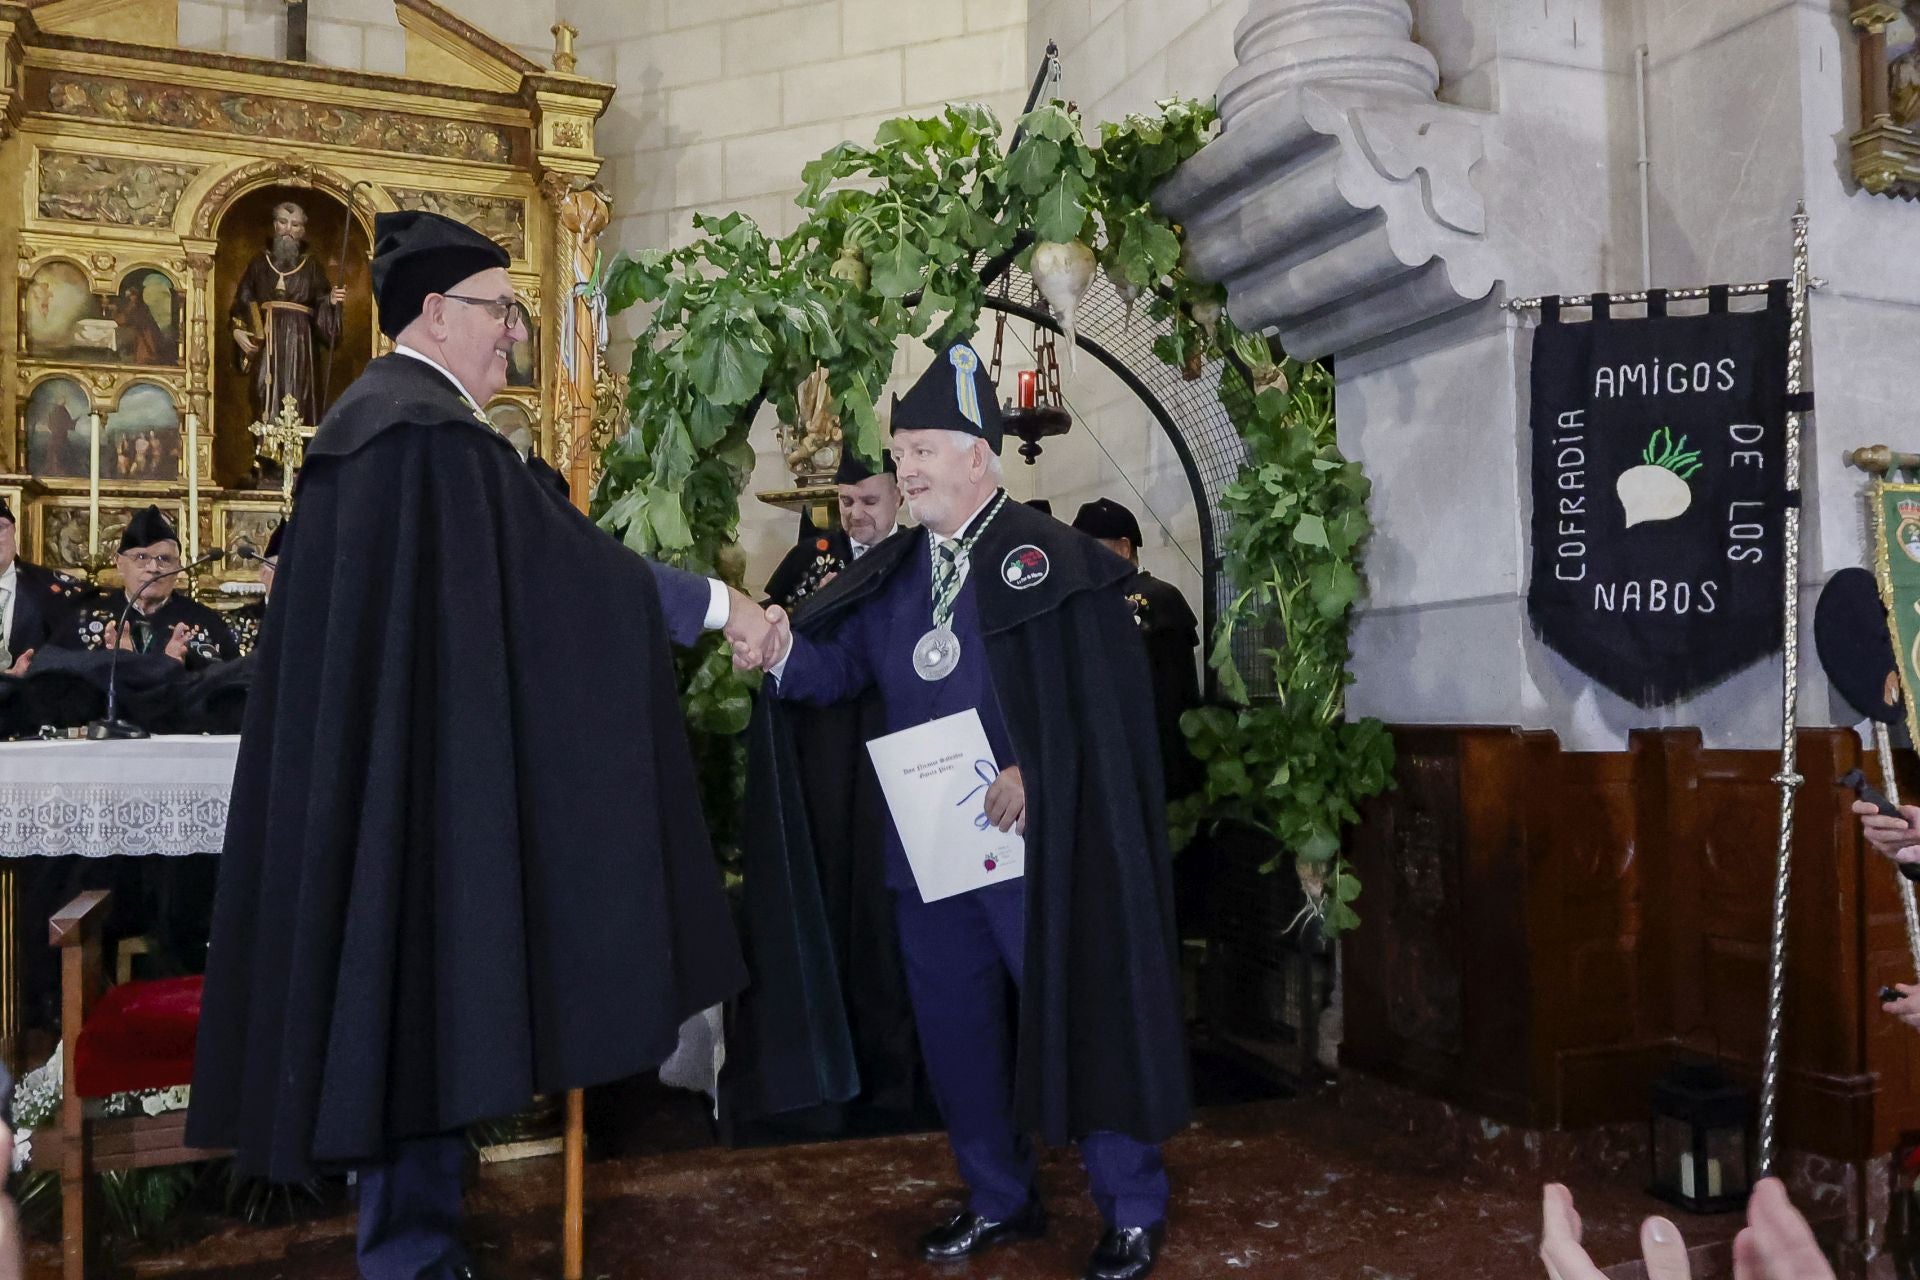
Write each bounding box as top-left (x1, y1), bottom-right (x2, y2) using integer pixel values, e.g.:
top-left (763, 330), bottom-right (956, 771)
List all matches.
top-left (562, 0), bottom-right (1034, 590)
top-left (1018, 0), bottom-right (1240, 660)
top-left (176, 0), bottom-right (561, 72)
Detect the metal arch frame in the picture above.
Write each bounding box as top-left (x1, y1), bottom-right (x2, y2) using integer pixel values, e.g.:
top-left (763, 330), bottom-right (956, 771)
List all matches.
top-left (980, 289), bottom-right (1227, 658)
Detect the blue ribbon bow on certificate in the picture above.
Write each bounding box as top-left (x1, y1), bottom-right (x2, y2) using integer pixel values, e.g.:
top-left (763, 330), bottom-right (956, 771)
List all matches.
top-left (956, 759), bottom-right (998, 831)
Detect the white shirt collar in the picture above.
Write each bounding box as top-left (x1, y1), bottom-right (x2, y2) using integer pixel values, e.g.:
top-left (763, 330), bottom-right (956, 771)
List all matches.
top-left (0, 562), bottom-right (15, 589)
top-left (928, 490), bottom-right (1002, 548)
top-left (394, 344), bottom-right (486, 416)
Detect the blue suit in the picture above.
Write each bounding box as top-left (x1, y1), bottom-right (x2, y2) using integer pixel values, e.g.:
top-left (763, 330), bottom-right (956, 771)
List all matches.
top-left (775, 533), bottom-right (1169, 1230)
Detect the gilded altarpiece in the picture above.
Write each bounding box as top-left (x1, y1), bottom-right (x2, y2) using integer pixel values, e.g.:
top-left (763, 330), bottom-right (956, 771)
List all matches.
top-left (0, 0), bottom-right (615, 604)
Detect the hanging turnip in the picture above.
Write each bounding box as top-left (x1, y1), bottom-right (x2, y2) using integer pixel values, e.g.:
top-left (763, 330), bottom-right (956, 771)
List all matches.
top-left (1616, 427), bottom-right (1703, 527)
top-left (1105, 266), bottom-right (1143, 331)
top-left (1190, 298), bottom-right (1223, 345)
top-left (1031, 239), bottom-right (1095, 373)
top-left (828, 245), bottom-right (869, 292)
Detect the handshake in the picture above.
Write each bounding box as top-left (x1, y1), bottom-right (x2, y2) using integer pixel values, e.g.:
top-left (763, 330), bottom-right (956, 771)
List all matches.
top-left (723, 590), bottom-right (792, 673)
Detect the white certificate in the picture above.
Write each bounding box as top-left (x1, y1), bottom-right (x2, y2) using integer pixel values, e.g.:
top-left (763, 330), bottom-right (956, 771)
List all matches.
top-left (865, 709), bottom-right (1025, 902)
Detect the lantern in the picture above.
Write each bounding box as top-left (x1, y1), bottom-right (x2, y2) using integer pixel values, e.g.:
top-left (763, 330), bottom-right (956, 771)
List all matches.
top-left (1648, 1061), bottom-right (1752, 1214)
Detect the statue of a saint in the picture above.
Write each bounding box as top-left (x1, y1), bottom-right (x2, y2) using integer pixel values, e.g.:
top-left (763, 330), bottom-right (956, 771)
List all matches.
top-left (228, 201), bottom-right (346, 429)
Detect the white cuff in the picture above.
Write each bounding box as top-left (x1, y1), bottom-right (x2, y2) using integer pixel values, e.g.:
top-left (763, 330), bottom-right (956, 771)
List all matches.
top-left (702, 579), bottom-right (731, 631)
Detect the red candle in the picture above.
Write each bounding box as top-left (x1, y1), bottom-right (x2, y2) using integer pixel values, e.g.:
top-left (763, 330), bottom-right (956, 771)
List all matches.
top-left (1017, 369), bottom-right (1037, 408)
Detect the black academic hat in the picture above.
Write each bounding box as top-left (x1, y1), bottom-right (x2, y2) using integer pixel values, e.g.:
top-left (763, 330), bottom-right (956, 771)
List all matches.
top-left (1071, 497), bottom-right (1144, 548)
top-left (1026, 499), bottom-right (1053, 517)
top-left (119, 504), bottom-right (178, 552)
top-left (889, 340), bottom-right (1004, 454)
top-left (0, 495), bottom-right (12, 525)
top-left (1815, 567), bottom-right (1904, 724)
top-left (371, 210), bottom-right (511, 339)
top-left (264, 519), bottom-right (288, 560)
top-left (833, 446), bottom-right (897, 486)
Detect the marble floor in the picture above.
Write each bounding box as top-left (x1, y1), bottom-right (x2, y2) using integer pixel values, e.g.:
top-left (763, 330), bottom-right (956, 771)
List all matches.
top-left (27, 1078), bottom-right (1775, 1280)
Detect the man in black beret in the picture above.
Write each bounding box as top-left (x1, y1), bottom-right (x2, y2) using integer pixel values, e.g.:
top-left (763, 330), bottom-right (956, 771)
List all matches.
top-left (1070, 498), bottom-right (1202, 800)
top-left (60, 505), bottom-right (236, 669)
top-left (737, 340), bottom-right (1187, 1280)
top-left (762, 447), bottom-right (903, 610)
top-left (188, 210), bottom-right (757, 1280)
top-left (0, 496), bottom-right (87, 676)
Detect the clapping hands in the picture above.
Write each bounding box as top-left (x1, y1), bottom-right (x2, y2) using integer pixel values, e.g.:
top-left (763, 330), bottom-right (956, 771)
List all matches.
top-left (103, 621), bottom-right (191, 663)
top-left (723, 591), bottom-right (790, 673)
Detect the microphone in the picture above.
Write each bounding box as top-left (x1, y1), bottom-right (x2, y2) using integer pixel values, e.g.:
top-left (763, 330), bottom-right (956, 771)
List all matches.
top-left (87, 549), bottom-right (226, 741)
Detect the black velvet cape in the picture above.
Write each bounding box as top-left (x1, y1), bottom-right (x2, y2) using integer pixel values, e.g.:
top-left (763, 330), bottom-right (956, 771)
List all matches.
top-left (733, 498), bottom-right (1191, 1146)
top-left (186, 354), bottom-right (746, 1179)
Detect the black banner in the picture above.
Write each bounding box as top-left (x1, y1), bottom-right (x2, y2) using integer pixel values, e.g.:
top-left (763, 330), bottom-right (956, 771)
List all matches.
top-left (1527, 288), bottom-right (1790, 707)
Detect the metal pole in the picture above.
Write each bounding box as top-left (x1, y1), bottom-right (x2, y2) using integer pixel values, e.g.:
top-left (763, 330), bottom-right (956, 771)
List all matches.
top-left (1873, 719), bottom-right (1920, 972)
top-left (1757, 203), bottom-right (1813, 1176)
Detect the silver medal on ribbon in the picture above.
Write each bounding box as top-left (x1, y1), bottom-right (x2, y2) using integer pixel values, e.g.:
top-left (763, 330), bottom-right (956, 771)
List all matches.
top-left (913, 625), bottom-right (961, 681)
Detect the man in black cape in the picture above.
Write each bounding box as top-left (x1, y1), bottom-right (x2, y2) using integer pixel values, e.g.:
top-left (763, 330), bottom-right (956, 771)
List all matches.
top-left (187, 211), bottom-right (759, 1280)
top-left (761, 446), bottom-right (904, 610)
top-left (1069, 498), bottom-right (1202, 801)
top-left (734, 341), bottom-right (1188, 1280)
top-left (732, 445), bottom-right (925, 1138)
top-left (59, 506), bottom-right (237, 669)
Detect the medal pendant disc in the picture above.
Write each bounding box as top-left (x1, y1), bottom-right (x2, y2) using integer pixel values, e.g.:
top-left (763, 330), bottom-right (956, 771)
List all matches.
top-left (913, 626), bottom-right (961, 681)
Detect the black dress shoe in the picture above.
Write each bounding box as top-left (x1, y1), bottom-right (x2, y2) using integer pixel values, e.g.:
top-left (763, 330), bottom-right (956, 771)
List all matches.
top-left (917, 1196), bottom-right (1048, 1260)
top-left (1084, 1222), bottom-right (1166, 1280)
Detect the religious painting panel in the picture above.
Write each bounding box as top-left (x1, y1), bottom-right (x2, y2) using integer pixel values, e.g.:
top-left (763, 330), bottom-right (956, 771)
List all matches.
top-left (110, 269), bottom-right (183, 366)
top-left (508, 321), bottom-right (538, 388)
top-left (23, 376), bottom-right (93, 477)
top-left (387, 188), bottom-right (528, 260)
top-left (215, 503), bottom-right (282, 582)
top-left (33, 498), bottom-right (183, 574)
top-left (1890, 6), bottom-right (1919, 126)
top-left (487, 398), bottom-right (534, 453)
top-left (102, 382), bottom-right (182, 482)
top-left (35, 150), bottom-right (202, 229)
top-left (21, 261), bottom-right (107, 361)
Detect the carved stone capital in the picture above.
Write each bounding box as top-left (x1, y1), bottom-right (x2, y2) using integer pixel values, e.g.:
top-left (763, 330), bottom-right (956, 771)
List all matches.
top-left (1158, 0), bottom-right (1495, 362)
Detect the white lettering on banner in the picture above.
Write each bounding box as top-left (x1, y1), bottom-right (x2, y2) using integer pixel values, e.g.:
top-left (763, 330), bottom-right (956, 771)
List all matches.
top-left (1592, 579), bottom-right (1721, 614)
top-left (1553, 409), bottom-right (1588, 582)
top-left (1595, 357), bottom-right (1738, 398)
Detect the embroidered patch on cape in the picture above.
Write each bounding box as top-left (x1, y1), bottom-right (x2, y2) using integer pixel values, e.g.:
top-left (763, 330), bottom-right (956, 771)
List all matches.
top-left (1001, 544), bottom-right (1049, 590)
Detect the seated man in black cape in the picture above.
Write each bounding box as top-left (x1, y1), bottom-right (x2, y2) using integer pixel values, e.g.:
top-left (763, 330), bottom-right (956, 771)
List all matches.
top-left (187, 210), bottom-right (759, 1280)
top-left (60, 505), bottom-right (236, 668)
top-left (735, 341), bottom-right (1188, 1280)
top-left (762, 446), bottom-right (904, 610)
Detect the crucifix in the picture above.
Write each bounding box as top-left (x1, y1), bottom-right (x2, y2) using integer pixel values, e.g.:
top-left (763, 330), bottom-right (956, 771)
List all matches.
top-left (284, 0), bottom-right (309, 61)
top-left (252, 393), bottom-right (315, 512)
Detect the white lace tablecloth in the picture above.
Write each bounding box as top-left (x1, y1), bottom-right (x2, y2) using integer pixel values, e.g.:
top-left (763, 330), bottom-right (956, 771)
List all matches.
top-left (0, 736), bottom-right (239, 858)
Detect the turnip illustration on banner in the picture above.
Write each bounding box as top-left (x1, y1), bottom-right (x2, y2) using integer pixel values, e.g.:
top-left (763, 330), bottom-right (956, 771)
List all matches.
top-left (1527, 286), bottom-right (1791, 707)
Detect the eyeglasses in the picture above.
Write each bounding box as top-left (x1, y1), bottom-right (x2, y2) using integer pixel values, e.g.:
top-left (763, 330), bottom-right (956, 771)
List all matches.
top-left (123, 551), bottom-right (180, 571)
top-left (443, 294), bottom-right (531, 330)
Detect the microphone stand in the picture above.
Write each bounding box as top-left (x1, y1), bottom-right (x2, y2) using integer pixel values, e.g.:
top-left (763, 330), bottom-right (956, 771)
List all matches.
top-left (87, 549), bottom-right (226, 741)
